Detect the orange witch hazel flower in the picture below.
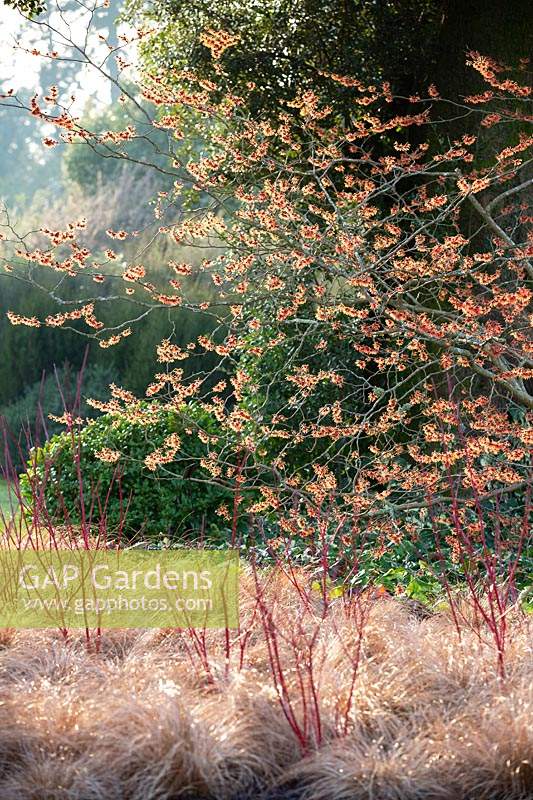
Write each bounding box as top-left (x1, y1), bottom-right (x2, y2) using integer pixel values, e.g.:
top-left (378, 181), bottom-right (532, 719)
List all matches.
top-left (7, 312), bottom-right (41, 327)
top-left (144, 433), bottom-right (181, 471)
top-left (156, 339), bottom-right (189, 363)
top-left (199, 29), bottom-right (240, 60)
top-left (95, 448), bottom-right (121, 463)
top-left (99, 328), bottom-right (132, 348)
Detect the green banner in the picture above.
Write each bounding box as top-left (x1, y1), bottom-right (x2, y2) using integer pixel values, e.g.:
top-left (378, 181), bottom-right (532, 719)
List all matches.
top-left (0, 550), bottom-right (239, 629)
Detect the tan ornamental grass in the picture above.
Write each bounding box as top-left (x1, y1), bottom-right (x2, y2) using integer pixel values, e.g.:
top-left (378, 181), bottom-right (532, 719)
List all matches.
top-left (0, 571), bottom-right (529, 799)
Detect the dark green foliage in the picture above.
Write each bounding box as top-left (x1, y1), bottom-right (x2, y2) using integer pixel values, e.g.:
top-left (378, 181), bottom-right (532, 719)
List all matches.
top-left (126, 0), bottom-right (442, 122)
top-left (20, 403), bottom-right (235, 539)
top-left (2, 0), bottom-right (45, 20)
top-left (0, 363), bottom-right (118, 471)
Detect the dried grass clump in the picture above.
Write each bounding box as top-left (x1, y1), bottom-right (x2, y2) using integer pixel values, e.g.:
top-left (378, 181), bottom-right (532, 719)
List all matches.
top-left (286, 677), bottom-right (533, 800)
top-left (0, 580), bottom-right (530, 799)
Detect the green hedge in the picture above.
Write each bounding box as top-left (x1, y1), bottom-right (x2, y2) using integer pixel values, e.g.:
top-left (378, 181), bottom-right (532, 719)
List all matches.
top-left (20, 403), bottom-right (235, 541)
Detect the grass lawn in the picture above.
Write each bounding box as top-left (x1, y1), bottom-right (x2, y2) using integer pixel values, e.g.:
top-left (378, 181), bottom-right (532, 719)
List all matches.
top-left (0, 479), bottom-right (13, 523)
top-left (0, 479), bottom-right (23, 534)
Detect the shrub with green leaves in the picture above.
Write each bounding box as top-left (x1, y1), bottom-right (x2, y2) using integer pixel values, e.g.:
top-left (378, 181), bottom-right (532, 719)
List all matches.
top-left (20, 403), bottom-right (235, 541)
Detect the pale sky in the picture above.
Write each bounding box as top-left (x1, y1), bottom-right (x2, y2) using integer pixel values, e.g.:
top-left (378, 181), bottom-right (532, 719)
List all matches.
top-left (0, 1), bottom-right (133, 111)
top-left (0, 4), bottom-right (41, 89)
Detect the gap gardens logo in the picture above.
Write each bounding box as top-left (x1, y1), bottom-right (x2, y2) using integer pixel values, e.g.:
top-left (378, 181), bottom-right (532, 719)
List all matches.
top-left (0, 550), bottom-right (239, 629)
